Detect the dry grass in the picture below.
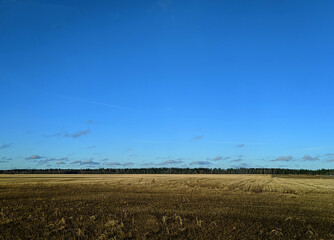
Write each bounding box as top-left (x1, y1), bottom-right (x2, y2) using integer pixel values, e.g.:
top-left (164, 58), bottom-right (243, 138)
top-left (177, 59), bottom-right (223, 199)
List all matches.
top-left (1, 174), bottom-right (334, 239)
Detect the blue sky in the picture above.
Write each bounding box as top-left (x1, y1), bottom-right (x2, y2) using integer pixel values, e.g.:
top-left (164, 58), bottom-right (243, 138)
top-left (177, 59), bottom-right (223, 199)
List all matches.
top-left (1, 0), bottom-right (334, 170)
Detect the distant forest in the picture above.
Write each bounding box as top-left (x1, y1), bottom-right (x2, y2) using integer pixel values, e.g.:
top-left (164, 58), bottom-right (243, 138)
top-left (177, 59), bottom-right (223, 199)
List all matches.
top-left (0, 168), bottom-right (334, 175)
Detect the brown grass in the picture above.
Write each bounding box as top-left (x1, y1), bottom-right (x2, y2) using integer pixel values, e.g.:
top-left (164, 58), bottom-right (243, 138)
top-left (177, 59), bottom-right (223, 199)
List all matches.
top-left (1, 174), bottom-right (334, 239)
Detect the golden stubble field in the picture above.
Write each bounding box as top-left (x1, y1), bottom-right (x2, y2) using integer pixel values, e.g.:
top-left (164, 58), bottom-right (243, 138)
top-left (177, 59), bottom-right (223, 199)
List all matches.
top-left (1, 174), bottom-right (334, 239)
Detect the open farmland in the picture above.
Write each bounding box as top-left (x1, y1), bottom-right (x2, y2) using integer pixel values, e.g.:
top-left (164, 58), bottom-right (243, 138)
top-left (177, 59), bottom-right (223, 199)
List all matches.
top-left (1, 174), bottom-right (334, 239)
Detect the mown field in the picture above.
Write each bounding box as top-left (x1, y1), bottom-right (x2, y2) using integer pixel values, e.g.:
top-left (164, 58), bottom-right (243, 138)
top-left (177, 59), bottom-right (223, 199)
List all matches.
top-left (0, 174), bottom-right (334, 239)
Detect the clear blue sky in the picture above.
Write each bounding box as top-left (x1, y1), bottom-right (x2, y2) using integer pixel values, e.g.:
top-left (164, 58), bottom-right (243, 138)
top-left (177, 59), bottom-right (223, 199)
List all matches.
top-left (1, 0), bottom-right (334, 170)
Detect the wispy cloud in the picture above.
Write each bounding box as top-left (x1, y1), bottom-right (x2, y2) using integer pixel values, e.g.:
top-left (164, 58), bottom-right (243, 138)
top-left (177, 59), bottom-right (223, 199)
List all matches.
top-left (0, 143), bottom-right (11, 149)
top-left (87, 145), bottom-right (96, 149)
top-left (56, 160), bottom-right (66, 165)
top-left (160, 158), bottom-right (183, 165)
top-left (324, 153), bottom-right (334, 157)
top-left (190, 136), bottom-right (204, 142)
top-left (189, 161), bottom-right (211, 166)
top-left (70, 161), bottom-right (82, 165)
top-left (37, 157), bottom-right (68, 165)
top-left (59, 96), bottom-right (123, 110)
top-left (26, 155), bottom-right (43, 160)
top-left (293, 146), bottom-right (327, 151)
top-left (157, 0), bottom-right (171, 10)
top-left (302, 155), bottom-right (319, 161)
top-left (149, 0), bottom-right (172, 13)
top-left (36, 159), bottom-right (50, 165)
top-left (106, 162), bottom-right (134, 167)
top-left (0, 157), bottom-right (12, 163)
top-left (236, 144), bottom-right (244, 148)
top-left (271, 155), bottom-right (293, 162)
top-left (232, 162), bottom-right (249, 168)
top-left (1, 157), bottom-right (12, 161)
top-left (230, 158), bottom-right (242, 162)
top-left (82, 159), bottom-right (100, 165)
top-left (106, 162), bottom-right (122, 166)
top-left (46, 129), bottom-right (91, 138)
top-left (327, 159), bottom-right (334, 162)
top-left (208, 156), bottom-right (231, 161)
top-left (124, 148), bottom-right (132, 152)
top-left (70, 158), bottom-right (100, 166)
top-left (64, 130), bottom-right (90, 138)
top-left (135, 140), bottom-right (156, 143)
top-left (141, 162), bottom-right (156, 166)
top-left (45, 131), bottom-right (66, 138)
top-left (208, 141), bottom-right (262, 145)
top-left (87, 120), bottom-right (94, 124)
top-left (123, 162), bottom-right (134, 166)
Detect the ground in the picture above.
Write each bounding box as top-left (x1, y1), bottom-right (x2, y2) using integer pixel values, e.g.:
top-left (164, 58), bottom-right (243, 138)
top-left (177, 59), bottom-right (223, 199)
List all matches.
top-left (1, 174), bottom-right (334, 239)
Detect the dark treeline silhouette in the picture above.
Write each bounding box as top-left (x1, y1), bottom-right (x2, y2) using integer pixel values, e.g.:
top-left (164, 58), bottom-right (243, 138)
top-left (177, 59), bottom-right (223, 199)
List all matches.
top-left (0, 168), bottom-right (334, 175)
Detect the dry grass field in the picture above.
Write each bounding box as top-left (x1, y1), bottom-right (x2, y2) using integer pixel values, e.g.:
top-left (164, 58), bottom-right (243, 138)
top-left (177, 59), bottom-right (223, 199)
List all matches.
top-left (1, 174), bottom-right (334, 239)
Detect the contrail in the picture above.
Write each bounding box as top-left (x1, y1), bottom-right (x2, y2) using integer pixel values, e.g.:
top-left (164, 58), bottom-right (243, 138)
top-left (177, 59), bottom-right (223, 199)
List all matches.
top-left (208, 141), bottom-right (263, 145)
top-left (58, 95), bottom-right (123, 109)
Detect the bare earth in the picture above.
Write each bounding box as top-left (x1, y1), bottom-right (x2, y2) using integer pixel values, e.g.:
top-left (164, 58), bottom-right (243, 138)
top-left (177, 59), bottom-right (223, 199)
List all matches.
top-left (1, 174), bottom-right (334, 239)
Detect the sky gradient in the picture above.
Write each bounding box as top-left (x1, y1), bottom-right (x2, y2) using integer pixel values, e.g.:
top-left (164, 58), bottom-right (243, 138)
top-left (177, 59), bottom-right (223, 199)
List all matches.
top-left (1, 0), bottom-right (334, 170)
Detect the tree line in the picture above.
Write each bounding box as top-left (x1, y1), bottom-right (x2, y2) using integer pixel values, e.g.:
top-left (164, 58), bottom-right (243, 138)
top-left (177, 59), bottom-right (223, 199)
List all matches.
top-left (0, 168), bottom-right (334, 175)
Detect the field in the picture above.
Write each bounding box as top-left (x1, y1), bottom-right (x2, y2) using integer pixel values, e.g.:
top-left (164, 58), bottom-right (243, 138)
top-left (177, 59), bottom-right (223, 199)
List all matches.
top-left (1, 174), bottom-right (334, 239)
